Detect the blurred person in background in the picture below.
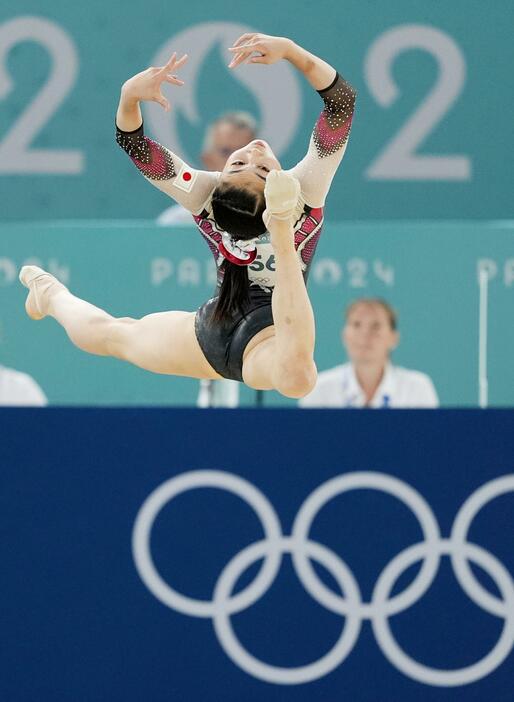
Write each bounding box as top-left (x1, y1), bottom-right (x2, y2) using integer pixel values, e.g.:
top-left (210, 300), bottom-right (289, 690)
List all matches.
top-left (157, 111), bottom-right (258, 407)
top-left (157, 112), bottom-right (257, 227)
top-left (0, 323), bottom-right (47, 406)
top-left (0, 325), bottom-right (48, 407)
top-left (299, 298), bottom-right (438, 408)
top-left (0, 365), bottom-right (47, 406)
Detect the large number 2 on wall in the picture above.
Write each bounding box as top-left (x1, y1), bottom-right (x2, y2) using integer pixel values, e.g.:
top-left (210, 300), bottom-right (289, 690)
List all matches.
top-left (365, 24), bottom-right (471, 181)
top-left (0, 16), bottom-right (84, 174)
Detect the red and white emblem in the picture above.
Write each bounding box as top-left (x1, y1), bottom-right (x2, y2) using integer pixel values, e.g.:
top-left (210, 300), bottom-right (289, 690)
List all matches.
top-left (174, 164), bottom-right (198, 192)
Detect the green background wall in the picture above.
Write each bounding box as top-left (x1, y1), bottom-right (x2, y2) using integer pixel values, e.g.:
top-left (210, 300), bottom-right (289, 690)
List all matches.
top-left (1, 2), bottom-right (512, 405)
top-left (0, 1), bottom-right (513, 220)
top-left (2, 221), bottom-right (512, 406)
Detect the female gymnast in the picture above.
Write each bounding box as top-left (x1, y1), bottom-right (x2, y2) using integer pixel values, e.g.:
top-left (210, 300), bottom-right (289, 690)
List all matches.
top-left (19, 33), bottom-right (356, 399)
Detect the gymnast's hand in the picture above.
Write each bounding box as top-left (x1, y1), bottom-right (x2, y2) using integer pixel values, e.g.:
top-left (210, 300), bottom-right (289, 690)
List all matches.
top-left (263, 169), bottom-right (300, 224)
top-left (120, 53), bottom-right (188, 112)
top-left (228, 33), bottom-right (292, 69)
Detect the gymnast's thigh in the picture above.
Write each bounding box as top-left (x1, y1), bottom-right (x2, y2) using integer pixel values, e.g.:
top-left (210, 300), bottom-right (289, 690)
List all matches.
top-left (108, 310), bottom-right (224, 379)
top-left (241, 329), bottom-right (277, 390)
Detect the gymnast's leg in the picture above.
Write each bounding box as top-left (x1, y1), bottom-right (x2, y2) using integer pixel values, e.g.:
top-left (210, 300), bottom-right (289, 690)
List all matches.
top-left (19, 266), bottom-right (221, 379)
top-left (242, 214), bottom-right (317, 398)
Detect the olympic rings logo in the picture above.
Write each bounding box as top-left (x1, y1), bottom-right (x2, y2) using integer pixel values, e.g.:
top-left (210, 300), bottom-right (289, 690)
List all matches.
top-left (132, 471), bottom-right (514, 687)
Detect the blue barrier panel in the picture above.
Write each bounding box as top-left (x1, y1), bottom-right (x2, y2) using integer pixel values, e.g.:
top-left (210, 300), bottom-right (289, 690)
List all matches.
top-left (1, 408), bottom-right (513, 701)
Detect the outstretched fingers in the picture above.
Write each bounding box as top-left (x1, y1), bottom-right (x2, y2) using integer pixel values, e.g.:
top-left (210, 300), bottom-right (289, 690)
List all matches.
top-left (228, 51), bottom-right (250, 69)
top-left (164, 51), bottom-right (177, 67)
top-left (154, 94), bottom-right (170, 111)
top-left (171, 53), bottom-right (188, 70)
top-left (231, 32), bottom-right (258, 48)
top-left (154, 52), bottom-right (187, 110)
top-left (229, 41), bottom-right (260, 52)
top-left (249, 54), bottom-right (268, 64)
top-left (161, 52), bottom-right (188, 76)
top-left (228, 35), bottom-right (264, 68)
top-left (163, 74), bottom-right (184, 86)
top-left (228, 43), bottom-right (263, 68)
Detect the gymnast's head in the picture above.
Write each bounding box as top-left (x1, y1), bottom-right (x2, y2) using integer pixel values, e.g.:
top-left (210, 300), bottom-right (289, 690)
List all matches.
top-left (211, 139), bottom-right (282, 239)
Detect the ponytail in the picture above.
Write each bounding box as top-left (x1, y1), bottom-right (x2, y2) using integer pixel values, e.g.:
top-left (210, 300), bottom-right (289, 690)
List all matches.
top-left (212, 260), bottom-right (251, 322)
top-left (211, 183), bottom-right (266, 321)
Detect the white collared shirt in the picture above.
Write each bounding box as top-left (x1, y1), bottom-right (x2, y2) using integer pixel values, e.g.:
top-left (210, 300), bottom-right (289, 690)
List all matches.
top-left (0, 365), bottom-right (47, 406)
top-left (156, 204), bottom-right (195, 227)
top-left (299, 362), bottom-right (439, 409)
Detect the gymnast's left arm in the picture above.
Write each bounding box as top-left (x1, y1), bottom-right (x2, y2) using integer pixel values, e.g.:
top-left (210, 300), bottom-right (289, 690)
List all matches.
top-left (284, 45), bottom-right (357, 208)
top-left (228, 35), bottom-right (357, 208)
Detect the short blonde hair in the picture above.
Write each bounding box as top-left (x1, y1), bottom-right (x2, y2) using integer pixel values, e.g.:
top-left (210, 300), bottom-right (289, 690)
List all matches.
top-left (345, 298), bottom-right (398, 330)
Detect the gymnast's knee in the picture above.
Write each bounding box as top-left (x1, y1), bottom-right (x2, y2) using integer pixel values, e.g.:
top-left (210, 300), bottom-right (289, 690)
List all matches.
top-left (274, 358), bottom-right (317, 399)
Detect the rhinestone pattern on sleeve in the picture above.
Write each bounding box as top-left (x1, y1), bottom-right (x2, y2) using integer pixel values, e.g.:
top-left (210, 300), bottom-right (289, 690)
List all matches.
top-left (116, 126), bottom-right (176, 181)
top-left (313, 75), bottom-right (356, 159)
top-left (294, 207), bottom-right (324, 266)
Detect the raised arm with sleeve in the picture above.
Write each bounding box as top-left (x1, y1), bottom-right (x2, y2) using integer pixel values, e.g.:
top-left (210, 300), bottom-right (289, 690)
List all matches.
top-left (226, 36), bottom-right (356, 210)
top-left (115, 60), bottom-right (218, 215)
top-left (285, 43), bottom-right (357, 207)
top-left (288, 73), bottom-right (356, 207)
top-left (115, 122), bottom-right (219, 215)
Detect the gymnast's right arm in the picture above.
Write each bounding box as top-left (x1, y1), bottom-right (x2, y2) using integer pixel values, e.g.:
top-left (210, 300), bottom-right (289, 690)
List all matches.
top-left (115, 54), bottom-right (218, 214)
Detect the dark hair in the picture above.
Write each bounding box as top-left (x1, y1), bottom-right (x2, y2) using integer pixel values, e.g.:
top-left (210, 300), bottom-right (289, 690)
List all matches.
top-left (211, 183), bottom-right (266, 322)
top-left (345, 298), bottom-right (398, 330)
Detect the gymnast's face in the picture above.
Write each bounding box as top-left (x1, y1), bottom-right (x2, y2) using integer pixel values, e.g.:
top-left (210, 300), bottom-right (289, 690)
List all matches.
top-left (343, 303), bottom-right (399, 366)
top-left (220, 140), bottom-right (281, 196)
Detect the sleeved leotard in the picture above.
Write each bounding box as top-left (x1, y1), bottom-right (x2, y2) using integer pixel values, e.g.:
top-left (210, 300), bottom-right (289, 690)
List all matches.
top-left (116, 71), bottom-right (357, 380)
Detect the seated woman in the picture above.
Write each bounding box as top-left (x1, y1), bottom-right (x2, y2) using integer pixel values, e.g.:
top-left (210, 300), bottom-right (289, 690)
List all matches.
top-left (20, 32), bottom-right (356, 399)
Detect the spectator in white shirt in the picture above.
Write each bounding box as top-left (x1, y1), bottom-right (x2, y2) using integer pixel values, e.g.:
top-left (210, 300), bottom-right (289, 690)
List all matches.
top-left (299, 298), bottom-right (439, 408)
top-left (0, 364), bottom-right (47, 406)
